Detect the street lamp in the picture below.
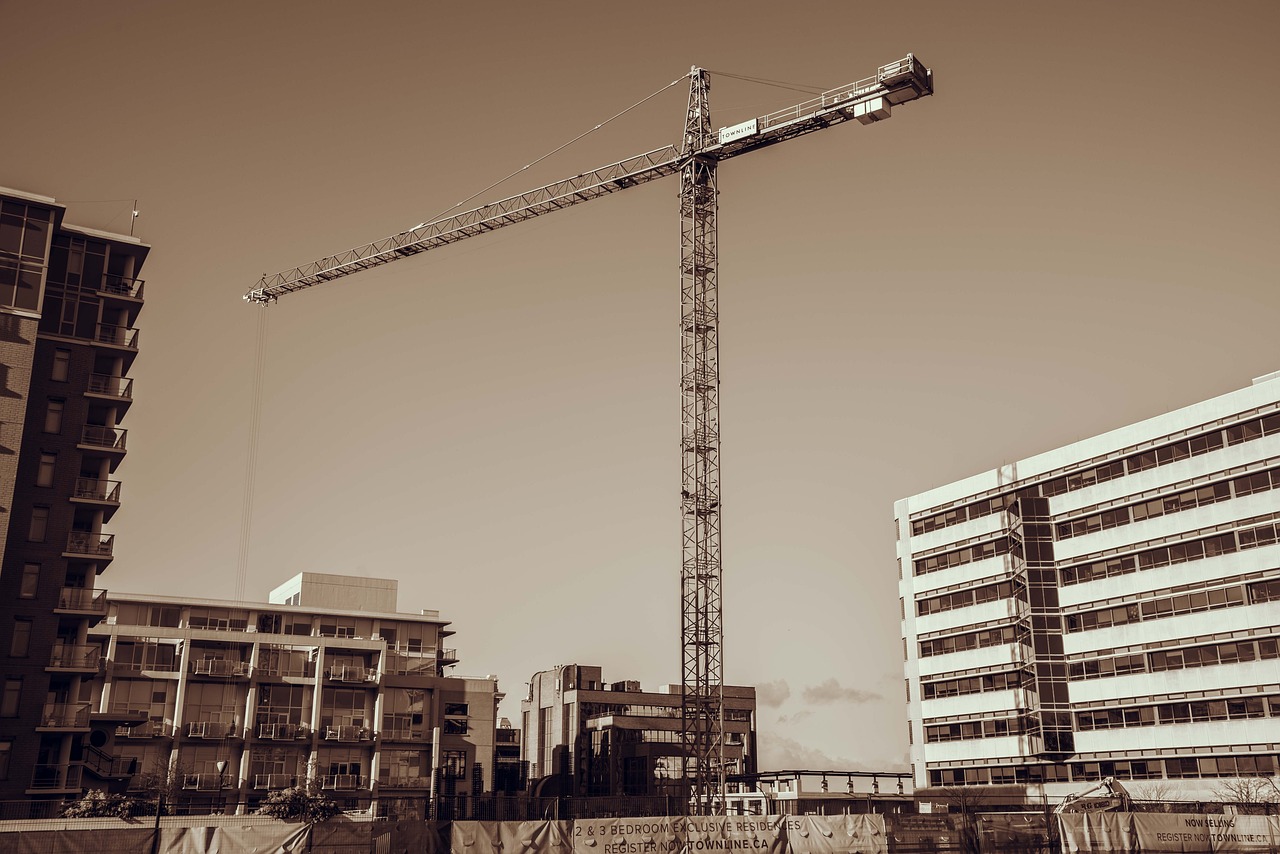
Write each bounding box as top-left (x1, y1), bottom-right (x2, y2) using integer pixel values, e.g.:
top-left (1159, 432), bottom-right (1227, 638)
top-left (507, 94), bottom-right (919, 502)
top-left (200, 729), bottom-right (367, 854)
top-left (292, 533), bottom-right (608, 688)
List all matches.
top-left (215, 760), bottom-right (227, 814)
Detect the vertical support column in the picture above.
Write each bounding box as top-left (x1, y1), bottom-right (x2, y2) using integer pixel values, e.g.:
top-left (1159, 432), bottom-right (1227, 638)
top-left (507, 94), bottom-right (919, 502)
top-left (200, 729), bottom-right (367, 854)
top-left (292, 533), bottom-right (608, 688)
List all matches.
top-left (679, 66), bottom-right (724, 815)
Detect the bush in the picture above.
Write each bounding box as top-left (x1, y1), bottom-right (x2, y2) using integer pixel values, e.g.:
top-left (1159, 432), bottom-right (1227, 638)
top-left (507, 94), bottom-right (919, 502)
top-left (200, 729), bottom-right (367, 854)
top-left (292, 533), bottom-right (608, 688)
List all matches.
top-left (61, 789), bottom-right (148, 819)
top-left (255, 784), bottom-right (342, 822)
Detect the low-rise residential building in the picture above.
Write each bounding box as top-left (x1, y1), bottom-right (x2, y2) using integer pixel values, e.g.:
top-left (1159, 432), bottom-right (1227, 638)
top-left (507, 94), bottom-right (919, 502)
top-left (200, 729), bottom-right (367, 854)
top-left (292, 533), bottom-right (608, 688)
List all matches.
top-left (83, 572), bottom-right (499, 812)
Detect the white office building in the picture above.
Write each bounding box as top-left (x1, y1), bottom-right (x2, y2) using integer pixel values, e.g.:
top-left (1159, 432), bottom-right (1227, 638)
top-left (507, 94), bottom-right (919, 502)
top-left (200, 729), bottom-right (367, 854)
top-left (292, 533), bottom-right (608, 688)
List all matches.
top-left (896, 372), bottom-right (1280, 802)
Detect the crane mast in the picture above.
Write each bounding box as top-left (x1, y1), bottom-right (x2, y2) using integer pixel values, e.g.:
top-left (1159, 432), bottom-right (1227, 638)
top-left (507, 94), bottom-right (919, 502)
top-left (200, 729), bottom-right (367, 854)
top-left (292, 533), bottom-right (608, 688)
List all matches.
top-left (245, 56), bottom-right (934, 814)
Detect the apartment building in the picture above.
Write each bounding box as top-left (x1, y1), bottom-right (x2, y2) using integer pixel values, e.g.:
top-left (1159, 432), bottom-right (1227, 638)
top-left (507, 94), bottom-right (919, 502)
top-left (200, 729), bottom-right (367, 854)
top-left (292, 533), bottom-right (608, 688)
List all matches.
top-left (520, 664), bottom-right (756, 797)
top-left (897, 372), bottom-right (1280, 802)
top-left (0, 186), bottom-right (148, 800)
top-left (82, 573), bottom-right (500, 813)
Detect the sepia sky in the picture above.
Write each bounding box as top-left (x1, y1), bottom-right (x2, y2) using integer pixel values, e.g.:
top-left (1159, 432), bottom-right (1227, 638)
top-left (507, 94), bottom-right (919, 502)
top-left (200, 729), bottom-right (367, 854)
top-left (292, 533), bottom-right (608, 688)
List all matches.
top-left (3, 0), bottom-right (1278, 772)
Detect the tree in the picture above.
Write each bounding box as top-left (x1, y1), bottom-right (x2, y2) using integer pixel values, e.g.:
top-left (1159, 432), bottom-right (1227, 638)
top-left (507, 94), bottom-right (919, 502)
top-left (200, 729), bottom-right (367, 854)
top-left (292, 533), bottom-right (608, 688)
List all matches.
top-left (255, 784), bottom-right (342, 822)
top-left (61, 789), bottom-right (148, 819)
top-left (1212, 778), bottom-right (1280, 806)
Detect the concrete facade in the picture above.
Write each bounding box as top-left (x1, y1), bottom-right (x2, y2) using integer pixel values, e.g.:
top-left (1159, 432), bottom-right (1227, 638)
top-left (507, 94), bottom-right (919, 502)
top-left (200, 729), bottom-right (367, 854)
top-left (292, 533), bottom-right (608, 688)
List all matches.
top-left (520, 664), bottom-right (756, 797)
top-left (0, 186), bottom-right (149, 801)
top-left (85, 574), bottom-right (498, 813)
top-left (897, 373), bottom-right (1280, 803)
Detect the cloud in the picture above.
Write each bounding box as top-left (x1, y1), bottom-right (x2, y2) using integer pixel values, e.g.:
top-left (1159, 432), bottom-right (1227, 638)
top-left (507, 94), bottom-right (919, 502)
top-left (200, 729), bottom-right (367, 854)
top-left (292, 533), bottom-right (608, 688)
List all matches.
top-left (776, 710), bottom-right (813, 725)
top-left (802, 679), bottom-right (881, 705)
top-left (757, 735), bottom-right (855, 771)
top-left (756, 679), bottom-right (791, 708)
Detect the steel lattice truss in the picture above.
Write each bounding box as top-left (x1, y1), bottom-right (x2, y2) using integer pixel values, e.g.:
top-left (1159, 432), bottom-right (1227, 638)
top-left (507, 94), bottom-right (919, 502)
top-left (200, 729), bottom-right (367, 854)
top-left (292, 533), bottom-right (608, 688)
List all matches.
top-left (245, 55), bottom-right (934, 814)
top-left (679, 67), bottom-right (725, 815)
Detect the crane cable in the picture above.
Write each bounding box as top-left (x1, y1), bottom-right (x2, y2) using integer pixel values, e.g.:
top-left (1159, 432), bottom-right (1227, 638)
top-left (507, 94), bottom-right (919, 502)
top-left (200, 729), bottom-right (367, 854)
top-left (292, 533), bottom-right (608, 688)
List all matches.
top-left (421, 75), bottom-right (690, 226)
top-left (235, 303), bottom-right (269, 600)
top-left (702, 70), bottom-right (829, 96)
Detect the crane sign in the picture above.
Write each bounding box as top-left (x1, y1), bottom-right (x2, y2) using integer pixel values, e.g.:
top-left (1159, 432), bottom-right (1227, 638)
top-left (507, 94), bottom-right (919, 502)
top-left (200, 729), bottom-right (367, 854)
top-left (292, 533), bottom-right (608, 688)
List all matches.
top-left (246, 55), bottom-right (934, 814)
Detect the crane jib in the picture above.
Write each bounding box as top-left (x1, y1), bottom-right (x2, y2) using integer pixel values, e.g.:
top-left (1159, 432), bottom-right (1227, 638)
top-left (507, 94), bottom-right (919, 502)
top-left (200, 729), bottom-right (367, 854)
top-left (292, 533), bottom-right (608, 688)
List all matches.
top-left (244, 54), bottom-right (930, 303)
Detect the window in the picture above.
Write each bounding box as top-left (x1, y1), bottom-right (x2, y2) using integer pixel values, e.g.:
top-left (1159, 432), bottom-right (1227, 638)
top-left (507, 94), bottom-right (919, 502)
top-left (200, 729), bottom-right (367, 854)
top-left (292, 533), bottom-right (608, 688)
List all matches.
top-left (43, 400), bottom-right (63, 434)
top-left (36, 453), bottom-right (55, 487)
top-left (10, 620), bottom-right (31, 658)
top-left (0, 740), bottom-right (9, 780)
top-left (442, 750), bottom-right (466, 779)
top-left (444, 703), bottom-right (468, 717)
top-left (51, 349), bottom-right (70, 382)
top-left (19, 564), bottom-right (39, 599)
top-left (1, 679), bottom-right (20, 717)
top-left (443, 719), bottom-right (468, 735)
top-left (28, 507), bottom-right (48, 542)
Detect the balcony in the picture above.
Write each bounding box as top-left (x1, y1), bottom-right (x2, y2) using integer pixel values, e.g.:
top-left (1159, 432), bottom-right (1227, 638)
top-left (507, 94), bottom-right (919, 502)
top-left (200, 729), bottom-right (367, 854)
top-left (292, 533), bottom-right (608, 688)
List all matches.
top-left (64, 531), bottom-right (114, 560)
top-left (98, 274), bottom-right (144, 301)
top-left (320, 774), bottom-right (368, 790)
top-left (253, 773), bottom-right (298, 790)
top-left (186, 720), bottom-right (237, 739)
top-left (257, 722), bottom-right (308, 741)
top-left (327, 664), bottom-right (377, 683)
top-left (379, 775), bottom-right (430, 789)
top-left (116, 720), bottom-right (169, 739)
top-left (384, 653), bottom-right (437, 677)
top-left (379, 728), bottom-right (421, 742)
top-left (323, 725), bottom-right (369, 743)
top-left (437, 648), bottom-right (458, 665)
top-left (79, 424), bottom-right (127, 453)
top-left (29, 764), bottom-right (83, 793)
top-left (55, 587), bottom-right (108, 615)
top-left (81, 746), bottom-right (138, 780)
top-left (182, 773), bottom-right (232, 791)
top-left (38, 702), bottom-right (92, 731)
top-left (72, 477), bottom-right (122, 504)
top-left (191, 658), bottom-right (250, 678)
top-left (86, 372), bottom-right (134, 401)
top-left (48, 643), bottom-right (102, 672)
top-left (94, 323), bottom-right (139, 351)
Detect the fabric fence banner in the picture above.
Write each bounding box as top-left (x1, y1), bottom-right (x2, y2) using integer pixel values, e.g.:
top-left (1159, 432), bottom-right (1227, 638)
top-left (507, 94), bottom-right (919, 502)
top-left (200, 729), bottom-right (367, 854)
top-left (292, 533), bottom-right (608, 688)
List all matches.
top-left (682, 815), bottom-right (788, 854)
top-left (157, 823), bottom-right (312, 853)
top-left (782, 815), bottom-right (888, 854)
top-left (1059, 813), bottom-right (1280, 853)
top-left (453, 820), bottom-right (575, 854)
top-left (572, 817), bottom-right (684, 854)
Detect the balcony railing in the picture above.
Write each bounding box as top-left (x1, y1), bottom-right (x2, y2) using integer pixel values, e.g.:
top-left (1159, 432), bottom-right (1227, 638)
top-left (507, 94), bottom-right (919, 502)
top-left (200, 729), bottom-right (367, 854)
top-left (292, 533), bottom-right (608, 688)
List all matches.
top-left (116, 720), bottom-right (168, 738)
top-left (191, 658), bottom-right (250, 678)
top-left (39, 702), bottom-right (91, 729)
top-left (379, 728), bottom-right (421, 742)
top-left (320, 774), bottom-right (368, 790)
top-left (49, 643), bottom-right (101, 670)
top-left (65, 531), bottom-right (114, 558)
top-left (323, 725), bottom-right (368, 743)
top-left (73, 477), bottom-right (122, 502)
top-left (94, 323), bottom-right (139, 350)
top-left (80, 424), bottom-right (127, 451)
top-left (99, 274), bottom-right (144, 300)
top-left (186, 720), bottom-right (237, 739)
top-left (30, 764), bottom-right (83, 791)
top-left (56, 587), bottom-right (108, 613)
top-left (82, 745), bottom-right (138, 779)
top-left (327, 664), bottom-right (377, 683)
top-left (182, 772), bottom-right (232, 791)
top-left (256, 662), bottom-right (315, 679)
top-left (86, 373), bottom-right (134, 400)
top-left (379, 775), bottom-right (430, 789)
top-left (384, 654), bottom-right (438, 677)
top-left (253, 773), bottom-right (298, 790)
top-left (257, 722), bottom-right (308, 740)
top-left (437, 648), bottom-right (458, 663)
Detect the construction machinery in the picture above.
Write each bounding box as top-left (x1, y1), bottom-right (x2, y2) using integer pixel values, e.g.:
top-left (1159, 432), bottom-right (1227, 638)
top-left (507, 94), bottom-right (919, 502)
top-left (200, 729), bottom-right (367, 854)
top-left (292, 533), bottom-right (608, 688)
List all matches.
top-left (1054, 777), bottom-right (1134, 813)
top-left (245, 55), bottom-right (934, 813)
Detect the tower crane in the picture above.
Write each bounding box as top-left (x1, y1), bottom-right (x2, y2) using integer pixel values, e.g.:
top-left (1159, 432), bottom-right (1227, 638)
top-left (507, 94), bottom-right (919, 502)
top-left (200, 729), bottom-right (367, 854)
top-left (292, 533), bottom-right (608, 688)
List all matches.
top-left (245, 55), bottom-right (934, 814)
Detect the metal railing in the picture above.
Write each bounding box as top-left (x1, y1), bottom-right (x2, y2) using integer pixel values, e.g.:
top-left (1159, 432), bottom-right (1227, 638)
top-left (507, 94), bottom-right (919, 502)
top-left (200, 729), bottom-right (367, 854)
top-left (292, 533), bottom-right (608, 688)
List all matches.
top-left (29, 763), bottom-right (83, 790)
top-left (73, 476), bottom-right (122, 502)
top-left (57, 586), bottom-right (108, 613)
top-left (80, 424), bottom-right (127, 450)
top-left (320, 774), bottom-right (369, 790)
top-left (49, 642), bottom-right (101, 669)
top-left (253, 772), bottom-right (298, 790)
top-left (39, 702), bottom-right (91, 728)
top-left (87, 373), bottom-right (133, 400)
top-left (191, 658), bottom-right (250, 677)
top-left (82, 745), bottom-right (138, 778)
top-left (186, 720), bottom-right (236, 739)
top-left (116, 720), bottom-right (168, 738)
top-left (384, 653), bottom-right (438, 676)
top-left (99, 274), bottom-right (145, 299)
top-left (327, 664), bottom-right (377, 682)
top-left (380, 775), bottom-right (430, 789)
top-left (94, 323), bottom-right (140, 349)
top-left (257, 722), bottom-right (307, 740)
top-left (380, 727), bottom-right (421, 742)
top-left (65, 530), bottom-right (114, 557)
top-left (182, 772), bottom-right (232, 790)
top-left (323, 724), bottom-right (368, 742)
